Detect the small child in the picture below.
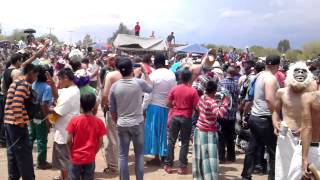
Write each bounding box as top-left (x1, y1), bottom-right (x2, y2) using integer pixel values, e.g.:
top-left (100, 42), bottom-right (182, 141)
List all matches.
top-left (66, 93), bottom-right (107, 180)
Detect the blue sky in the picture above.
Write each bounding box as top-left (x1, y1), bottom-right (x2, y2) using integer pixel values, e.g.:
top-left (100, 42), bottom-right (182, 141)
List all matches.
top-left (0, 0), bottom-right (319, 48)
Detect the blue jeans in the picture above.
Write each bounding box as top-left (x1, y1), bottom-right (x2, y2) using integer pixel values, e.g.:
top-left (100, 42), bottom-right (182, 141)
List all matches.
top-left (69, 162), bottom-right (95, 180)
top-left (118, 123), bottom-right (144, 180)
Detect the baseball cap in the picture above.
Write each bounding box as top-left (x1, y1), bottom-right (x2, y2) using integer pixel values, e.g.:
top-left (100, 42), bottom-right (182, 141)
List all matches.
top-left (266, 55), bottom-right (280, 65)
top-left (116, 57), bottom-right (133, 75)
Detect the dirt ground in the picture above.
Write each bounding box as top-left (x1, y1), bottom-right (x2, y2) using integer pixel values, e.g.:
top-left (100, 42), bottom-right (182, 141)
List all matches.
top-left (0, 110), bottom-right (267, 180)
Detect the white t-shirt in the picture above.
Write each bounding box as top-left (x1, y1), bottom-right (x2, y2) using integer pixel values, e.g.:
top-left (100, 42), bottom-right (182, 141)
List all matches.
top-left (143, 68), bottom-right (176, 108)
top-left (54, 85), bottom-right (80, 144)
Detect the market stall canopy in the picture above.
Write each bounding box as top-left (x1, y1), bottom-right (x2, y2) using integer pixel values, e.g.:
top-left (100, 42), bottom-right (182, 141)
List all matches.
top-left (113, 34), bottom-right (167, 51)
top-left (175, 44), bottom-right (208, 54)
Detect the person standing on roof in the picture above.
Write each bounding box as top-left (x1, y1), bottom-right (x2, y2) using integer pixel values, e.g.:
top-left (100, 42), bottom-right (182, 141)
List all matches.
top-left (167, 32), bottom-right (175, 47)
top-left (135, 22), bottom-right (141, 36)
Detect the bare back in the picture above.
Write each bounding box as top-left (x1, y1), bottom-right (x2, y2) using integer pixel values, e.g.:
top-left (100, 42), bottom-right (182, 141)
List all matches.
top-left (310, 91), bottom-right (320, 141)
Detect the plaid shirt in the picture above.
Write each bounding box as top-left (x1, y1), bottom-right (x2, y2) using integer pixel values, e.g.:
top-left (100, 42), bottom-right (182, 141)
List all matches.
top-left (192, 72), bottom-right (219, 96)
top-left (218, 77), bottom-right (239, 120)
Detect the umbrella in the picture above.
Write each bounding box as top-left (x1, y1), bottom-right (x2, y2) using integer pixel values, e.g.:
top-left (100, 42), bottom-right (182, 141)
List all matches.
top-left (24, 28), bottom-right (36, 34)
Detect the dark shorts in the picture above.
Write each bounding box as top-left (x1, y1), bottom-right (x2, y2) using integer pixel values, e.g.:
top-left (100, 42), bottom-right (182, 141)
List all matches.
top-left (52, 142), bottom-right (70, 170)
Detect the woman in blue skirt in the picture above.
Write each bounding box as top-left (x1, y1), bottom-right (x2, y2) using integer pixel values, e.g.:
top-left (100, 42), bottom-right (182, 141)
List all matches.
top-left (143, 53), bottom-right (177, 165)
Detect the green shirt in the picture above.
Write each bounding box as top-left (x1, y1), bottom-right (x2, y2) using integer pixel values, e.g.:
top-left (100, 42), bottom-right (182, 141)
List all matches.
top-left (80, 85), bottom-right (96, 96)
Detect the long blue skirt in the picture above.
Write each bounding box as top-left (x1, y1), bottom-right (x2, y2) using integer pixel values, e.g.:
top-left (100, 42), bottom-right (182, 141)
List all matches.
top-left (144, 104), bottom-right (169, 157)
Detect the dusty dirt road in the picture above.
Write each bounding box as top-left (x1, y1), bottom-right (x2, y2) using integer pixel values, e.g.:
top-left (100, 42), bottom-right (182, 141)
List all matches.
top-left (0, 110), bottom-right (267, 180)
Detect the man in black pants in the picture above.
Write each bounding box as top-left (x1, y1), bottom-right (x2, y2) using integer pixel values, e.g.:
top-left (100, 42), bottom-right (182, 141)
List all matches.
top-left (217, 66), bottom-right (239, 162)
top-left (4, 64), bottom-right (39, 180)
top-left (241, 55), bottom-right (280, 180)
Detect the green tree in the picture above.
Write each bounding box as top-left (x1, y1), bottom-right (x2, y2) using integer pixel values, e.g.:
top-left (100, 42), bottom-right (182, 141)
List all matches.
top-left (107, 23), bottom-right (134, 44)
top-left (285, 49), bottom-right (304, 61)
top-left (277, 39), bottom-right (291, 53)
top-left (250, 45), bottom-right (265, 57)
top-left (250, 45), bottom-right (280, 57)
top-left (83, 34), bottom-right (93, 48)
top-left (0, 34), bottom-right (5, 40)
top-left (7, 29), bottom-right (26, 43)
top-left (303, 40), bottom-right (320, 59)
top-left (38, 33), bottom-right (59, 44)
top-left (205, 44), bottom-right (217, 50)
top-left (76, 40), bottom-right (82, 47)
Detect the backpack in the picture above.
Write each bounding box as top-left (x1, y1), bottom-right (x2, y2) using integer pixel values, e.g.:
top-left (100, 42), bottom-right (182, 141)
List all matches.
top-left (239, 75), bottom-right (252, 99)
top-left (25, 88), bottom-right (46, 120)
top-left (16, 80), bottom-right (45, 120)
top-left (247, 73), bottom-right (261, 101)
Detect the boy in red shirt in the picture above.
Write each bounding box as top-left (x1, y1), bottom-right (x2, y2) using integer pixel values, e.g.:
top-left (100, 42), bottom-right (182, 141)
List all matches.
top-left (164, 68), bottom-right (199, 175)
top-left (66, 93), bottom-right (107, 180)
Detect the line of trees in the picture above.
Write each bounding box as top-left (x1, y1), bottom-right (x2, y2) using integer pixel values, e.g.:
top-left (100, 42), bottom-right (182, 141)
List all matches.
top-left (205, 39), bottom-right (320, 61)
top-left (0, 29), bottom-right (60, 44)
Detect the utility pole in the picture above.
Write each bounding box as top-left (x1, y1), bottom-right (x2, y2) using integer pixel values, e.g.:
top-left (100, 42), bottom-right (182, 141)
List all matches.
top-left (47, 27), bottom-right (54, 40)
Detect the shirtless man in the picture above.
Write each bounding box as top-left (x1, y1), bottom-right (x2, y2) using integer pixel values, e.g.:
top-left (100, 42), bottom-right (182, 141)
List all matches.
top-left (287, 70), bottom-right (320, 180)
top-left (272, 62), bottom-right (316, 180)
top-left (101, 60), bottom-right (122, 174)
top-left (100, 57), bottom-right (146, 174)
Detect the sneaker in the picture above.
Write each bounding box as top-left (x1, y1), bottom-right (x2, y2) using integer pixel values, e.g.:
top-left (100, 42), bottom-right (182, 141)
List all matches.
top-left (177, 167), bottom-right (188, 175)
top-left (164, 165), bottom-right (173, 174)
top-left (37, 161), bottom-right (52, 170)
top-left (103, 167), bottom-right (118, 175)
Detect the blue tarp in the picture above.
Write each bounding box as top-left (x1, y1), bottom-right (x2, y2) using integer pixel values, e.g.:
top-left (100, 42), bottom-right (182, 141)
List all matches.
top-left (175, 44), bottom-right (208, 54)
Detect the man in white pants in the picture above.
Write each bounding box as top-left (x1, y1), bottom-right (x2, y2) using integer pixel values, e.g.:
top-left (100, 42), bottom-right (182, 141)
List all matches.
top-left (273, 62), bottom-right (316, 180)
top-left (288, 70), bottom-right (320, 180)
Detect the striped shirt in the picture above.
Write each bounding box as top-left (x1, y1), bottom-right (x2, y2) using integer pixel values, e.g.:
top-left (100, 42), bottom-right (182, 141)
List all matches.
top-left (4, 77), bottom-right (31, 125)
top-left (196, 95), bottom-right (229, 132)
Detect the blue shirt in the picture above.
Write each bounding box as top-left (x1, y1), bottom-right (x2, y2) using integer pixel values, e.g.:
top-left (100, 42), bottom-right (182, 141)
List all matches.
top-left (218, 77), bottom-right (239, 120)
top-left (170, 62), bottom-right (181, 73)
top-left (32, 81), bottom-right (53, 105)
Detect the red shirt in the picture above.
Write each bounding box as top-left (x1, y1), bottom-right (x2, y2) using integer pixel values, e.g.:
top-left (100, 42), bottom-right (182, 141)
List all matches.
top-left (275, 71), bottom-right (286, 88)
top-left (196, 95), bottom-right (229, 132)
top-left (66, 114), bottom-right (107, 164)
top-left (135, 25), bottom-right (140, 33)
top-left (143, 63), bottom-right (153, 75)
top-left (168, 84), bottom-right (199, 119)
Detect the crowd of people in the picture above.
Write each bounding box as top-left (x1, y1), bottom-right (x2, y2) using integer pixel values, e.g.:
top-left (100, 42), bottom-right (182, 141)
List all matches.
top-left (0, 35), bottom-right (320, 180)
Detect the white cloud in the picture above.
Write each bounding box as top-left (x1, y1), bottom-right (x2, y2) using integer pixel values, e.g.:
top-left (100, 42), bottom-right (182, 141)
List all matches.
top-left (262, 13), bottom-right (274, 19)
top-left (270, 0), bottom-right (285, 7)
top-left (219, 9), bottom-right (251, 18)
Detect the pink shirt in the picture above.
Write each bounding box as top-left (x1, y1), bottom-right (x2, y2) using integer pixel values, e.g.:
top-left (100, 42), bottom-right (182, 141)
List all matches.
top-left (196, 95), bottom-right (229, 132)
